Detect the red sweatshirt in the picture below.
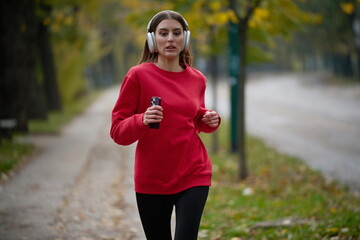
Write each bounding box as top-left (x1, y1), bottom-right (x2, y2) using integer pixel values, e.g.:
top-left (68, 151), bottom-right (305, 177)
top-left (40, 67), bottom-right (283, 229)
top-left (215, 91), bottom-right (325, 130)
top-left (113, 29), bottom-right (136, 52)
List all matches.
top-left (110, 63), bottom-right (220, 194)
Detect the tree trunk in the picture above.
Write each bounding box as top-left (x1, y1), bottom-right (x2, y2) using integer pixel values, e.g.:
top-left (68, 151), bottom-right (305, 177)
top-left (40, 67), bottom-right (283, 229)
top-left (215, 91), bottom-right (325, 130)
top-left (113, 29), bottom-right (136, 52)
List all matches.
top-left (1, 0), bottom-right (38, 139)
top-left (37, 4), bottom-right (62, 111)
top-left (237, 20), bottom-right (248, 180)
top-left (27, 74), bottom-right (48, 120)
top-left (228, 21), bottom-right (240, 153)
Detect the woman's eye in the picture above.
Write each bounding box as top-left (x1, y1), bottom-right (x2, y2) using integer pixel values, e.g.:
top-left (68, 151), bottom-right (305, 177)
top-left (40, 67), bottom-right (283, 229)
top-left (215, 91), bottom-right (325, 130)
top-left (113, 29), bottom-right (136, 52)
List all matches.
top-left (174, 31), bottom-right (181, 36)
top-left (159, 32), bottom-right (168, 36)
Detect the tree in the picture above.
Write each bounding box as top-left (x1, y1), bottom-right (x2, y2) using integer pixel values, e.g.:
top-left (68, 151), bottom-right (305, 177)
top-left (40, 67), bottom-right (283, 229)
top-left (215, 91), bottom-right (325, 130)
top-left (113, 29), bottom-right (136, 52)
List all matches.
top-left (228, 0), bottom-right (320, 179)
top-left (273, 0), bottom-right (359, 79)
top-left (1, 0), bottom-right (38, 139)
top-left (0, 0), bottom-right (131, 141)
top-left (228, 0), bottom-right (262, 179)
top-left (37, 2), bottom-right (62, 111)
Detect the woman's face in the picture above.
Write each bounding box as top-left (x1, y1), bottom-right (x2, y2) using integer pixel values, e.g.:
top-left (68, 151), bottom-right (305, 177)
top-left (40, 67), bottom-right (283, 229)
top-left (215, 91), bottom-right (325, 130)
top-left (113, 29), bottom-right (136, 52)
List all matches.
top-left (155, 19), bottom-right (184, 60)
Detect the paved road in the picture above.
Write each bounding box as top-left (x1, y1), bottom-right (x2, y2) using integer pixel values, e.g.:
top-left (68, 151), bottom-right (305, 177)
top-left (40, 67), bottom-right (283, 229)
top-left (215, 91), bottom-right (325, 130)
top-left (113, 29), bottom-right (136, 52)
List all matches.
top-left (207, 72), bottom-right (360, 193)
top-left (0, 87), bottom-right (145, 240)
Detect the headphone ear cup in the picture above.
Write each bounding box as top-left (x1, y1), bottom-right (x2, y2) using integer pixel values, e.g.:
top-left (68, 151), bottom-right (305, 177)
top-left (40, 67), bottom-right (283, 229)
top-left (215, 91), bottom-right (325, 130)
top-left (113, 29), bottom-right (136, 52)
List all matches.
top-left (147, 32), bottom-right (157, 53)
top-left (183, 30), bottom-right (190, 52)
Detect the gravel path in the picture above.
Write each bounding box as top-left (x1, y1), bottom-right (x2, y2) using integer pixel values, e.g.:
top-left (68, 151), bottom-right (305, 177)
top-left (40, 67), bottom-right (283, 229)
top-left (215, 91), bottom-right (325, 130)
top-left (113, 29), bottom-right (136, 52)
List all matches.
top-left (0, 87), bottom-right (145, 240)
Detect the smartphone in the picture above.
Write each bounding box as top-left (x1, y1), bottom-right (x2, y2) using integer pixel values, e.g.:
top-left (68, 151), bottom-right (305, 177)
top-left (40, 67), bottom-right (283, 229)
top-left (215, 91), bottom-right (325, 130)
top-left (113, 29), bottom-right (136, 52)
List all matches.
top-left (149, 96), bottom-right (161, 129)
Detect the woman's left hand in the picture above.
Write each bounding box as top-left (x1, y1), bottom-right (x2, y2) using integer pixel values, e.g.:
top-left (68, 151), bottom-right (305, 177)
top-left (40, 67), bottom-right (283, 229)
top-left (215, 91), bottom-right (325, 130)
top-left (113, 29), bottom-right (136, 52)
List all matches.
top-left (202, 111), bottom-right (220, 128)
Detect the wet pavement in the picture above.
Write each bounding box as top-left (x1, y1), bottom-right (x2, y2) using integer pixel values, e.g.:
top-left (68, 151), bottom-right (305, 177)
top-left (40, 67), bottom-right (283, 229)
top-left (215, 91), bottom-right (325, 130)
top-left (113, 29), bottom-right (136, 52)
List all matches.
top-left (0, 87), bottom-right (145, 240)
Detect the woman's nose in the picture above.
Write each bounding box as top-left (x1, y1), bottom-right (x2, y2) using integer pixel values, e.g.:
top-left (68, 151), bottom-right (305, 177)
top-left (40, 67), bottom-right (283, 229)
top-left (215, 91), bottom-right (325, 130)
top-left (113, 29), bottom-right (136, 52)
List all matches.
top-left (167, 33), bottom-right (174, 42)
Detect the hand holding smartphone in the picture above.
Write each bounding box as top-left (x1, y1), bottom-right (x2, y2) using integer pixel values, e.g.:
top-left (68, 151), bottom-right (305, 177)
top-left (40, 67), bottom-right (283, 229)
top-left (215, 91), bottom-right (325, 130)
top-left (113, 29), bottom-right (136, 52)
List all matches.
top-left (149, 96), bottom-right (161, 129)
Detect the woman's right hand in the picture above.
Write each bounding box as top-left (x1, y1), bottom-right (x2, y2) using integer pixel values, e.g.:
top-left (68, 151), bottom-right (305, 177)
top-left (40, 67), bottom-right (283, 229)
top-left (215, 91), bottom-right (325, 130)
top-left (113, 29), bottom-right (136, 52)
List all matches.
top-left (143, 105), bottom-right (163, 126)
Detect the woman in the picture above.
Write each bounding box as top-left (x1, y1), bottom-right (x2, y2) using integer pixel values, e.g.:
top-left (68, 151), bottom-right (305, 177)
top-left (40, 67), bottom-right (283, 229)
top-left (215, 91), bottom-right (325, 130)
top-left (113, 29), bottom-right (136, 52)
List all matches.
top-left (110, 10), bottom-right (220, 240)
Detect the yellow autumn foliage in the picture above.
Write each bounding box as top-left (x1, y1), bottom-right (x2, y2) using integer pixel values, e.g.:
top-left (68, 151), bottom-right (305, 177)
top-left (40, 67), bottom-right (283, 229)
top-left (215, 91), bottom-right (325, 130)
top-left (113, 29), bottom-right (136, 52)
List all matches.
top-left (209, 1), bottom-right (222, 11)
top-left (248, 7), bottom-right (270, 28)
top-left (340, 2), bottom-right (355, 15)
top-left (254, 7), bottom-right (270, 20)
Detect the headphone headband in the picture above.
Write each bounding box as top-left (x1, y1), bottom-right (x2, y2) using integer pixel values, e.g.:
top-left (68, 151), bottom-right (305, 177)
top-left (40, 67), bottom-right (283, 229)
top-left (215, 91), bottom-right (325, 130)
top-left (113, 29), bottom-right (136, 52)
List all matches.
top-left (147, 10), bottom-right (189, 32)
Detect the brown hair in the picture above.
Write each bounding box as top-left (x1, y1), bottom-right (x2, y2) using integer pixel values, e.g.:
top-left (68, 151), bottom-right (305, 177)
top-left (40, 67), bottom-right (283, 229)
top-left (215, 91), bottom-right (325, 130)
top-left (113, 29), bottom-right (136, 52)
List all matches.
top-left (138, 10), bottom-right (193, 67)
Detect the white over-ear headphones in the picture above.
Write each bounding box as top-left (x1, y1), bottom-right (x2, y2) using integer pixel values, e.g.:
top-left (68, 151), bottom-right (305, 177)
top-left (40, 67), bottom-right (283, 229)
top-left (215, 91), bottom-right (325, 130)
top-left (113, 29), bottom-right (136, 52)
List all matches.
top-left (146, 10), bottom-right (190, 54)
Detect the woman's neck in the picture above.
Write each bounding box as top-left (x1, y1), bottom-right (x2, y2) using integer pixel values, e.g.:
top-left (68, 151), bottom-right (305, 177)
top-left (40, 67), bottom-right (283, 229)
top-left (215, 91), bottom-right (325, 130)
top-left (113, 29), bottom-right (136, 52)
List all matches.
top-left (155, 57), bottom-right (183, 72)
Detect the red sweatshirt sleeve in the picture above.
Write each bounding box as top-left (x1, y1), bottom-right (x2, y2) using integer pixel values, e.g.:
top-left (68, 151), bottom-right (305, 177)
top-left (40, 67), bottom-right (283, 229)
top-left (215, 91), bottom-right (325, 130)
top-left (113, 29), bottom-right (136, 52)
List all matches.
top-left (110, 74), bottom-right (148, 146)
top-left (195, 107), bottom-right (221, 133)
top-left (194, 80), bottom-right (221, 133)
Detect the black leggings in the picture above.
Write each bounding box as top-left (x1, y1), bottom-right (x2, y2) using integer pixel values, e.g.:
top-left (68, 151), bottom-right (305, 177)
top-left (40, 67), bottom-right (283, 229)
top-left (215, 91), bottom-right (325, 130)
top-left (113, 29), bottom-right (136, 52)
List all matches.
top-left (136, 186), bottom-right (209, 240)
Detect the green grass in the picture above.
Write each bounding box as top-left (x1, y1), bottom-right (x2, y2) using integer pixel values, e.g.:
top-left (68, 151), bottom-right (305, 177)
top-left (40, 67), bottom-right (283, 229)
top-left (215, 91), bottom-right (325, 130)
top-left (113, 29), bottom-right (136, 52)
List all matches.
top-left (0, 140), bottom-right (34, 175)
top-left (199, 121), bottom-right (360, 240)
